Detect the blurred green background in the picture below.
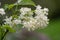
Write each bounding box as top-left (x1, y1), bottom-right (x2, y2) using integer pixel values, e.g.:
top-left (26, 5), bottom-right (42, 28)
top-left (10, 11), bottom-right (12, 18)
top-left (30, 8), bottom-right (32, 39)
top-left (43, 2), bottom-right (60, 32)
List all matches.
top-left (0, 0), bottom-right (60, 40)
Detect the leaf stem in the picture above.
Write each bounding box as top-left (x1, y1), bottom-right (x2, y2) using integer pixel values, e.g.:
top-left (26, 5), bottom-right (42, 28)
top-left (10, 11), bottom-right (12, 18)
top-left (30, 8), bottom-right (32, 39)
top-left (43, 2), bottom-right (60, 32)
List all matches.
top-left (1, 30), bottom-right (9, 40)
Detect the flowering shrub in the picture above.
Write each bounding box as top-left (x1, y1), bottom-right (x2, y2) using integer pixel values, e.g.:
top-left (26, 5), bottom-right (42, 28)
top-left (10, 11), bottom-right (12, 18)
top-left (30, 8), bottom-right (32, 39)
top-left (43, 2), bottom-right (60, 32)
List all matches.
top-left (0, 0), bottom-right (49, 40)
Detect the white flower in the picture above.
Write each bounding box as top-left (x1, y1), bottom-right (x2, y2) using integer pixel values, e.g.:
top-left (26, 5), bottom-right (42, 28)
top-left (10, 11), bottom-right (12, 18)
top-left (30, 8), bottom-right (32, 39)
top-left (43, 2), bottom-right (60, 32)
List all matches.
top-left (35, 5), bottom-right (43, 15)
top-left (34, 5), bottom-right (49, 29)
top-left (4, 16), bottom-right (13, 27)
top-left (20, 7), bottom-right (31, 13)
top-left (36, 5), bottom-right (42, 9)
top-left (13, 19), bottom-right (21, 24)
top-left (19, 7), bottom-right (33, 19)
top-left (20, 7), bottom-right (33, 16)
top-left (43, 8), bottom-right (49, 12)
top-left (0, 8), bottom-right (5, 15)
top-left (22, 18), bottom-right (37, 31)
top-left (4, 16), bottom-right (22, 26)
top-left (43, 8), bottom-right (49, 15)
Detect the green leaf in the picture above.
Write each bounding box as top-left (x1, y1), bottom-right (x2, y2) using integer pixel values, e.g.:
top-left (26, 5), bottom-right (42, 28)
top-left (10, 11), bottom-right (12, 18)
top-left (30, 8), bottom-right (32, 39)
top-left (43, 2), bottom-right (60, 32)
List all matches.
top-left (8, 4), bottom-right (15, 10)
top-left (16, 0), bottom-right (36, 6)
top-left (12, 15), bottom-right (18, 19)
top-left (3, 24), bottom-right (15, 32)
top-left (16, 24), bottom-right (23, 28)
top-left (4, 4), bottom-right (8, 10)
top-left (4, 4), bottom-right (15, 10)
top-left (14, 24), bottom-right (23, 31)
top-left (0, 26), bottom-right (7, 39)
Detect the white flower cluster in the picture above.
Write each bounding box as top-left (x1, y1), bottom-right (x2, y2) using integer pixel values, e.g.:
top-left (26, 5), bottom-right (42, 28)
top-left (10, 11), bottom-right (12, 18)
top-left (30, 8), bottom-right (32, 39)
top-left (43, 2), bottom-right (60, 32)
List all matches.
top-left (4, 16), bottom-right (12, 27)
top-left (4, 5), bottom-right (49, 31)
top-left (34, 5), bottom-right (49, 28)
top-left (0, 8), bottom-right (5, 15)
top-left (4, 16), bottom-right (21, 27)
